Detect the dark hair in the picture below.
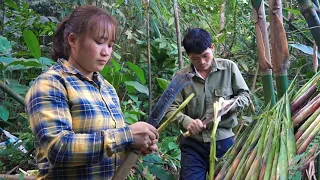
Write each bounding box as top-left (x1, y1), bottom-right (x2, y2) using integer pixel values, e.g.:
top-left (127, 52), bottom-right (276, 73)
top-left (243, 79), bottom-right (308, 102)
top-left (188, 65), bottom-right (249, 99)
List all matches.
top-left (52, 5), bottom-right (118, 61)
top-left (182, 28), bottom-right (212, 54)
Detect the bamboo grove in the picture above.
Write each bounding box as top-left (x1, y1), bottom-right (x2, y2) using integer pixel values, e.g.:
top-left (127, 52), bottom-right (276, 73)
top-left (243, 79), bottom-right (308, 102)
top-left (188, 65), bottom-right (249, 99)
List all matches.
top-left (213, 72), bottom-right (320, 180)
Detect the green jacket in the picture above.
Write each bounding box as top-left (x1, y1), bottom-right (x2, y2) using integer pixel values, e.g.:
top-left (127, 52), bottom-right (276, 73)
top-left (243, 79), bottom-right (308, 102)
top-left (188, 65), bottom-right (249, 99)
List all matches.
top-left (166, 58), bottom-right (250, 142)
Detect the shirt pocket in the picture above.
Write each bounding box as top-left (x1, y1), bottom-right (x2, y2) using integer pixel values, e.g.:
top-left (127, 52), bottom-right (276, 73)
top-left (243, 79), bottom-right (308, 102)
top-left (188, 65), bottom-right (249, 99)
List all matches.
top-left (214, 87), bottom-right (233, 100)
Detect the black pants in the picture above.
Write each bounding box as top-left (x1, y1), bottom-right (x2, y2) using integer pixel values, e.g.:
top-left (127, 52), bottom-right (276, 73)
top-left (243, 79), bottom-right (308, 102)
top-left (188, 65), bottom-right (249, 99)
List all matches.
top-left (179, 136), bottom-right (234, 180)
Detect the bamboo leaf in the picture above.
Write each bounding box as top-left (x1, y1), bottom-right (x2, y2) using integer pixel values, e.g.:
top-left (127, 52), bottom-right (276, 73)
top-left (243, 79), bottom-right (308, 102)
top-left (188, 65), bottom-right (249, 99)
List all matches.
top-left (23, 29), bottom-right (41, 59)
top-left (113, 51), bottom-right (122, 60)
top-left (114, 0), bottom-right (125, 7)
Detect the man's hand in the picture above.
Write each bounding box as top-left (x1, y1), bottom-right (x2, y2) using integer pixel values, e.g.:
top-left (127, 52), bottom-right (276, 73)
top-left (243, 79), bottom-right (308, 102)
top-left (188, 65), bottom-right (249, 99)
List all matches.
top-left (187, 119), bottom-right (206, 135)
top-left (129, 122), bottom-right (159, 149)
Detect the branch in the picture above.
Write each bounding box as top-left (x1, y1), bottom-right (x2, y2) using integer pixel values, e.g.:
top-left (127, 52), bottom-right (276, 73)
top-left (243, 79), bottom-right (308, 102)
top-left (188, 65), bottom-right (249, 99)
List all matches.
top-left (0, 80), bottom-right (25, 106)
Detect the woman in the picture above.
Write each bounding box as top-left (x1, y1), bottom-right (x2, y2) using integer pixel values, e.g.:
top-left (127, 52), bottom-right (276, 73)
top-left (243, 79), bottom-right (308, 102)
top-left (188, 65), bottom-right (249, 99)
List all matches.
top-left (25, 5), bottom-right (158, 179)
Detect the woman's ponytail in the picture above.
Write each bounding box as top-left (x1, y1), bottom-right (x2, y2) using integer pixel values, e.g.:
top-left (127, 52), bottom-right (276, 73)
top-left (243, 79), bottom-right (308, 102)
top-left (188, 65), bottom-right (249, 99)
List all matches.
top-left (51, 18), bottom-right (70, 61)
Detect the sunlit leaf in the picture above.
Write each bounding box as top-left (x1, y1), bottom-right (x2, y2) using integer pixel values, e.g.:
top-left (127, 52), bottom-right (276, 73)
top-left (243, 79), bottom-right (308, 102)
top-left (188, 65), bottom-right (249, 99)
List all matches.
top-left (283, 8), bottom-right (302, 15)
top-left (168, 17), bottom-right (175, 26)
top-left (125, 81), bottom-right (149, 95)
top-left (23, 29), bottom-right (41, 59)
top-left (0, 36), bottom-right (12, 54)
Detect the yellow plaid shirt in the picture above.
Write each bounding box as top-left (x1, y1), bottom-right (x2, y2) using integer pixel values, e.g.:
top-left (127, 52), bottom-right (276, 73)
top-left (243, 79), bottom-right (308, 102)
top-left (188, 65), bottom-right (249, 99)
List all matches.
top-left (25, 59), bottom-right (133, 179)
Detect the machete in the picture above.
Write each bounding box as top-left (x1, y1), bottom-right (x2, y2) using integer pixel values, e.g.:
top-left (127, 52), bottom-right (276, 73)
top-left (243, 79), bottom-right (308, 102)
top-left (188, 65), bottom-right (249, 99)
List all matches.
top-left (112, 73), bottom-right (194, 180)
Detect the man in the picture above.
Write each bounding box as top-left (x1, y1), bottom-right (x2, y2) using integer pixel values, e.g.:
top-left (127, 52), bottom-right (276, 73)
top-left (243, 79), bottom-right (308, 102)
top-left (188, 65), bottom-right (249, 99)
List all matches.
top-left (166, 28), bottom-right (250, 180)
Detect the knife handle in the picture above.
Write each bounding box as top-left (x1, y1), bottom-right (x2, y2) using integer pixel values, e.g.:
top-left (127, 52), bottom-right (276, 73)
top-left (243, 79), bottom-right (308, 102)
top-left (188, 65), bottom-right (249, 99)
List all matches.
top-left (112, 149), bottom-right (140, 180)
top-left (183, 131), bottom-right (190, 137)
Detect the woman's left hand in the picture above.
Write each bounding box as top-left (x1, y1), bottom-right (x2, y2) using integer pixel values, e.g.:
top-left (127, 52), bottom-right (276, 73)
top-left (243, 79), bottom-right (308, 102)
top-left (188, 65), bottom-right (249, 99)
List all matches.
top-left (140, 140), bottom-right (158, 156)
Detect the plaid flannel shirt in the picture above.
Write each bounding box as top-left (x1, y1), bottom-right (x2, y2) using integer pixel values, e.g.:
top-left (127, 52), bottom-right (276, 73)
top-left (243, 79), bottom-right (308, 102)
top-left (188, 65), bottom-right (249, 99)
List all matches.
top-left (25, 59), bottom-right (134, 179)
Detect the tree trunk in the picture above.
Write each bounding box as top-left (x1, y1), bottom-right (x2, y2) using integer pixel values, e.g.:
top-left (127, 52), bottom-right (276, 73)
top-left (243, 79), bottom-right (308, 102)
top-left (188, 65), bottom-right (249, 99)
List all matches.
top-left (297, 0), bottom-right (320, 49)
top-left (252, 0), bottom-right (276, 106)
top-left (268, 0), bottom-right (290, 99)
top-left (173, 0), bottom-right (183, 69)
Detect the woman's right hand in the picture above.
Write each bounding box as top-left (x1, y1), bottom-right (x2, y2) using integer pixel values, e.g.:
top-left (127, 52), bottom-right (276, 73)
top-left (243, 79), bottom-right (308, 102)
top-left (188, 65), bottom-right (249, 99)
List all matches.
top-left (129, 122), bottom-right (159, 149)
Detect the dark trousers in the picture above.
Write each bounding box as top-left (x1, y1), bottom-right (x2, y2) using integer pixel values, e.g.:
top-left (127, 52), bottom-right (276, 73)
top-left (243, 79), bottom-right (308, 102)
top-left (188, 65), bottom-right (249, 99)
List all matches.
top-left (179, 136), bottom-right (234, 180)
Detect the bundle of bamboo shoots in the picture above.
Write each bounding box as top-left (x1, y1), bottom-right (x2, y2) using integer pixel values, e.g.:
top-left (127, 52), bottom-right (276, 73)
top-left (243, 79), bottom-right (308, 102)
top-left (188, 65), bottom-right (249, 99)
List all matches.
top-left (214, 71), bottom-right (320, 180)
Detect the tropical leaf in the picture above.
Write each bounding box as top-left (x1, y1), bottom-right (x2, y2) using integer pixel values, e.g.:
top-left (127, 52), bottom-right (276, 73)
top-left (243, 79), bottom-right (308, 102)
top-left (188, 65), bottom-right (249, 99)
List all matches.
top-left (0, 105), bottom-right (9, 121)
top-left (111, 59), bottom-right (121, 72)
top-left (23, 29), bottom-right (41, 59)
top-left (289, 43), bottom-right (320, 59)
top-left (156, 78), bottom-right (169, 90)
top-left (125, 81), bottom-right (149, 95)
top-left (0, 36), bottom-right (12, 54)
top-left (127, 62), bottom-right (146, 84)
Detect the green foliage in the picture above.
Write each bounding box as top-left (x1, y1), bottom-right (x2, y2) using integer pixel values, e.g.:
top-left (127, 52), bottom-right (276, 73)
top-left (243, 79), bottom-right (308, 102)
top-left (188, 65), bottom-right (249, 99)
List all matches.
top-left (22, 29), bottom-right (41, 59)
top-left (0, 0), bottom-right (319, 178)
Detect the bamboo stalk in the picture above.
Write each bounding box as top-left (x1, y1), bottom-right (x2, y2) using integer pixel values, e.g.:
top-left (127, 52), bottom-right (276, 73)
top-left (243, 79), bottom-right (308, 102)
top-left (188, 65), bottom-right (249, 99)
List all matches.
top-left (242, 147), bottom-right (257, 180)
top-left (225, 131), bottom-right (260, 180)
top-left (292, 70), bottom-right (320, 102)
top-left (270, 123), bottom-right (280, 180)
top-left (292, 96), bottom-right (320, 127)
top-left (208, 98), bottom-right (223, 180)
top-left (215, 121), bottom-right (260, 179)
top-left (258, 122), bottom-right (274, 179)
top-left (296, 112), bottom-right (320, 147)
top-left (290, 83), bottom-right (317, 113)
top-left (263, 120), bottom-right (279, 180)
top-left (231, 138), bottom-right (259, 180)
top-left (157, 93), bottom-right (195, 133)
top-left (296, 106), bottom-right (320, 138)
top-left (249, 115), bottom-right (269, 180)
top-left (276, 127), bottom-right (288, 180)
top-left (297, 123), bottom-right (320, 154)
